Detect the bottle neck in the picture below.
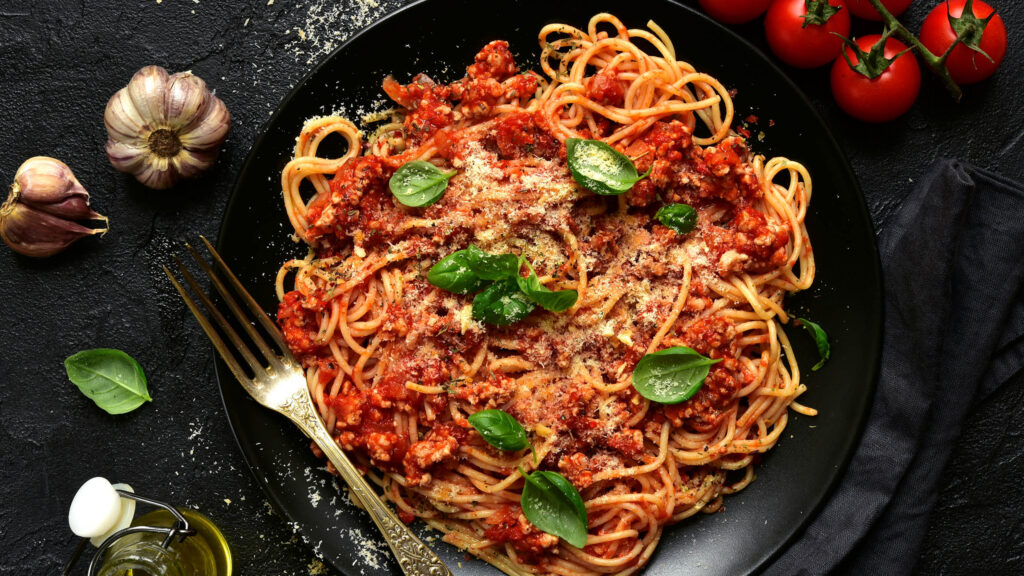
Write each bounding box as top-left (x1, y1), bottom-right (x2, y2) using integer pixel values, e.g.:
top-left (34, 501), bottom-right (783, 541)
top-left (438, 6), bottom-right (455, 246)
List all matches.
top-left (95, 539), bottom-right (187, 576)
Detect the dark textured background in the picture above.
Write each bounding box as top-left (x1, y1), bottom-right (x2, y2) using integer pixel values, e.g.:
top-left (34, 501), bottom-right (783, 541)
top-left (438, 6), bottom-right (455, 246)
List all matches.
top-left (0, 1), bottom-right (1020, 574)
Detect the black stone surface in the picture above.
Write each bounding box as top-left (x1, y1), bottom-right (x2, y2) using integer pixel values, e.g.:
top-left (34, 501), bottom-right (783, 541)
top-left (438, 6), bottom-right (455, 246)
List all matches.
top-left (0, 1), bottom-right (1020, 575)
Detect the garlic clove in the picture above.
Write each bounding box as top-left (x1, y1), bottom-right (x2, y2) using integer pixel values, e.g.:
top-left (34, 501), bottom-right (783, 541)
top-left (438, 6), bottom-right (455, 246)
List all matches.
top-left (171, 148), bottom-right (218, 180)
top-left (127, 66), bottom-right (169, 130)
top-left (105, 140), bottom-right (150, 175)
top-left (0, 201), bottom-right (104, 258)
top-left (164, 71), bottom-right (210, 131)
top-left (179, 96), bottom-right (231, 149)
top-left (13, 156), bottom-right (102, 221)
top-left (103, 89), bottom-right (148, 146)
top-left (132, 158), bottom-right (177, 190)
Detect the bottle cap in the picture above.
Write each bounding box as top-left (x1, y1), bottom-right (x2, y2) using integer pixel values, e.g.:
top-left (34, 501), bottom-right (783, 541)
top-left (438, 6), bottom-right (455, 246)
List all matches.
top-left (67, 477), bottom-right (136, 544)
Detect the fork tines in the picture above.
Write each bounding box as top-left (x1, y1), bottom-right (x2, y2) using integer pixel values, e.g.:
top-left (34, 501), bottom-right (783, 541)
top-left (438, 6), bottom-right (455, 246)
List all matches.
top-left (163, 236), bottom-right (292, 386)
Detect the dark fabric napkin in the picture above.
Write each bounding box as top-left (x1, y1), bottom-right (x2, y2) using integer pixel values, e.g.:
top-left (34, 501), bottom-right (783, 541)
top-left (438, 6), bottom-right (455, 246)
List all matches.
top-left (762, 159), bottom-right (1024, 576)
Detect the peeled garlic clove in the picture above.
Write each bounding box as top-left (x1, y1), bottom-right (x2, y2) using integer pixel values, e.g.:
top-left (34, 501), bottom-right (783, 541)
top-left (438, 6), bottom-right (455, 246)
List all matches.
top-left (68, 477), bottom-right (122, 539)
top-left (1, 156), bottom-right (108, 258)
top-left (105, 65), bottom-right (231, 190)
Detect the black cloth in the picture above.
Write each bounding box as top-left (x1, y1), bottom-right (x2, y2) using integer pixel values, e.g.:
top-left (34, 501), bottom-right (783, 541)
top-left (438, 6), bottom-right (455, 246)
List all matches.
top-left (763, 159), bottom-right (1024, 576)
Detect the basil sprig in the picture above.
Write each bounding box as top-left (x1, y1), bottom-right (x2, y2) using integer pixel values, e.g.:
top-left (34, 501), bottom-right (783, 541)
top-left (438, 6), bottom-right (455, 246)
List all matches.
top-left (655, 203), bottom-right (698, 235)
top-left (519, 468), bottom-right (588, 548)
top-left (389, 160), bottom-right (457, 207)
top-left (797, 317), bottom-right (830, 371)
top-left (631, 346), bottom-right (721, 404)
top-left (472, 278), bottom-right (536, 326)
top-left (65, 349), bottom-right (152, 415)
top-left (566, 138), bottom-right (651, 196)
top-left (468, 409), bottom-right (536, 462)
top-left (428, 245), bottom-right (519, 294)
top-left (515, 261), bottom-right (578, 313)
top-left (428, 246), bottom-right (578, 326)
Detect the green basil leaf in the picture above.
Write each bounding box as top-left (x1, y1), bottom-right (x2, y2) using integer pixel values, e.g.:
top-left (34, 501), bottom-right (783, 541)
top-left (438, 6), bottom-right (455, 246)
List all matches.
top-left (520, 469), bottom-right (588, 548)
top-left (465, 245), bottom-right (520, 281)
top-left (472, 277), bottom-right (536, 326)
top-left (797, 317), bottom-right (830, 371)
top-left (515, 261), bottom-right (577, 312)
top-left (631, 346), bottom-right (721, 404)
top-left (65, 349), bottom-right (152, 415)
top-left (389, 160), bottom-right (457, 207)
top-left (566, 138), bottom-right (650, 196)
top-left (428, 248), bottom-right (491, 294)
top-left (468, 409), bottom-right (530, 452)
top-left (428, 245), bottom-right (520, 294)
top-left (655, 203), bottom-right (698, 235)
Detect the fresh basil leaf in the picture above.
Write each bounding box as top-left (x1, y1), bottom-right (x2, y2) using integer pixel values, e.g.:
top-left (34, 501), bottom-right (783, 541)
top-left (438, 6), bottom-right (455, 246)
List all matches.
top-left (428, 245), bottom-right (520, 294)
top-left (472, 278), bottom-right (536, 326)
top-left (464, 245), bottom-right (520, 281)
top-left (428, 249), bottom-right (491, 294)
top-left (515, 261), bottom-right (577, 312)
top-left (389, 160), bottom-right (457, 207)
top-left (632, 346), bottom-right (721, 404)
top-left (797, 317), bottom-right (830, 371)
top-left (468, 409), bottom-right (530, 451)
top-left (655, 203), bottom-right (698, 235)
top-left (65, 349), bottom-right (152, 415)
top-left (431, 247), bottom-right (574, 324)
top-left (566, 138), bottom-right (650, 196)
top-left (520, 469), bottom-right (588, 548)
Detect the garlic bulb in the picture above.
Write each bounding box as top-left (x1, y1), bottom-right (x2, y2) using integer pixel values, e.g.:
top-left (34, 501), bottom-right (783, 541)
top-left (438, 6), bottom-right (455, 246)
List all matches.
top-left (1, 156), bottom-right (108, 258)
top-left (104, 65), bottom-right (231, 190)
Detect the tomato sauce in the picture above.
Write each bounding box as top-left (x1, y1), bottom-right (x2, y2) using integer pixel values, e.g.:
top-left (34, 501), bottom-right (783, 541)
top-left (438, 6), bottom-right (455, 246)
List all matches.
top-left (483, 505), bottom-right (559, 560)
top-left (278, 291), bottom-right (323, 356)
top-left (283, 39), bottom-right (796, 524)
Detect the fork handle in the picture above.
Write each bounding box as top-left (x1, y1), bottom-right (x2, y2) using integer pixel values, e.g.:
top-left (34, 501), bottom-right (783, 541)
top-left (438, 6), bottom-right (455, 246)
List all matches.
top-left (291, 413), bottom-right (453, 576)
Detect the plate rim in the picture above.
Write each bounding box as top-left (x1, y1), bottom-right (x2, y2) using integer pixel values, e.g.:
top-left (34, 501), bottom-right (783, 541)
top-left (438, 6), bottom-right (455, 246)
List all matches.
top-left (215, 0), bottom-right (883, 573)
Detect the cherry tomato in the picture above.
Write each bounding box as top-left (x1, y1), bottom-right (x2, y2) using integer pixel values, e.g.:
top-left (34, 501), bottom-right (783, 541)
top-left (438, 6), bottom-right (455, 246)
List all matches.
top-left (844, 0), bottom-right (913, 21)
top-left (698, 0), bottom-right (773, 24)
top-left (831, 35), bottom-right (921, 122)
top-left (920, 0), bottom-right (1007, 84)
top-left (765, 0), bottom-right (852, 69)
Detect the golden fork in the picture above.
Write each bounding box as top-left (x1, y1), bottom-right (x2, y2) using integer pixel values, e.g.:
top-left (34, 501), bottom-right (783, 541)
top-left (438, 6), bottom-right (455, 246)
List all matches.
top-left (164, 236), bottom-right (451, 576)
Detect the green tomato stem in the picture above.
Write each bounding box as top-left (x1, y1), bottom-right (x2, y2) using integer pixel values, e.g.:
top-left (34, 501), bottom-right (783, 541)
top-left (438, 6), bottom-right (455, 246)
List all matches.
top-left (866, 0), bottom-right (962, 102)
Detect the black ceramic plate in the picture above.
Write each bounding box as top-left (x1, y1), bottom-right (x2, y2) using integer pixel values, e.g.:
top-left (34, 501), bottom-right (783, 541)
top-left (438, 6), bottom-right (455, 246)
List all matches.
top-left (216, 1), bottom-right (881, 574)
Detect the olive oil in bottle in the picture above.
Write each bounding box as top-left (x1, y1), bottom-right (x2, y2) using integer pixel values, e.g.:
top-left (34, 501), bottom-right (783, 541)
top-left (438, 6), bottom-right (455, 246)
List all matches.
top-left (96, 509), bottom-right (232, 576)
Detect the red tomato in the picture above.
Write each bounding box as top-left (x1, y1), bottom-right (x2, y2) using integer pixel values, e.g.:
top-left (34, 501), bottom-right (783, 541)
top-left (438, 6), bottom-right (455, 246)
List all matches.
top-left (765, 0), bottom-right (852, 69)
top-left (920, 0), bottom-right (1007, 84)
top-left (831, 35), bottom-right (921, 122)
top-left (844, 0), bottom-right (913, 20)
top-left (698, 0), bottom-right (773, 24)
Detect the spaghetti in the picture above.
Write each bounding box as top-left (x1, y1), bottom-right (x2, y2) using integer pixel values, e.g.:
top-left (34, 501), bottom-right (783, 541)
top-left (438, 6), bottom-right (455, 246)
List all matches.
top-left (275, 13), bottom-right (815, 576)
